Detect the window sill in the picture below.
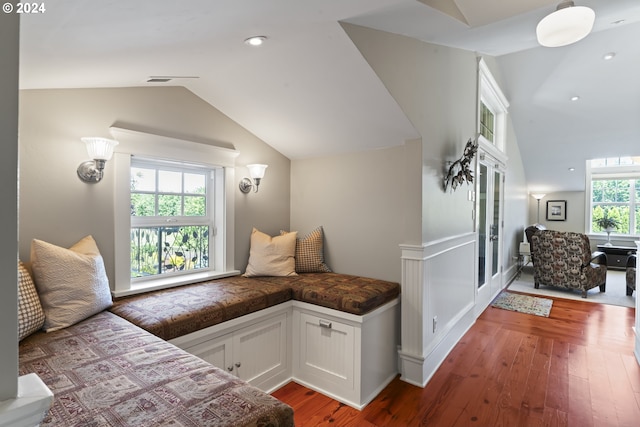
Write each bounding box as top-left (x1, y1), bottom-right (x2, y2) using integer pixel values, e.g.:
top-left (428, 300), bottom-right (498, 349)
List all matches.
top-left (112, 270), bottom-right (241, 298)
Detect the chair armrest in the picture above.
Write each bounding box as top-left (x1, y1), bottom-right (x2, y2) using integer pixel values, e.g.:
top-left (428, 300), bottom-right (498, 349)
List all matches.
top-left (628, 254), bottom-right (637, 268)
top-left (590, 251), bottom-right (607, 265)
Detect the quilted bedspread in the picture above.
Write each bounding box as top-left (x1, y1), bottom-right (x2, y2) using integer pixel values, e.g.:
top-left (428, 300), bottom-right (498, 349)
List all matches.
top-left (18, 311), bottom-right (294, 427)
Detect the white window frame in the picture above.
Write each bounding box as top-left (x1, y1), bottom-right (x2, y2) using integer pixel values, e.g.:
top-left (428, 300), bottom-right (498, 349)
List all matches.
top-left (585, 160), bottom-right (640, 240)
top-left (111, 127), bottom-right (240, 297)
top-left (130, 158), bottom-right (214, 282)
top-left (477, 58), bottom-right (509, 158)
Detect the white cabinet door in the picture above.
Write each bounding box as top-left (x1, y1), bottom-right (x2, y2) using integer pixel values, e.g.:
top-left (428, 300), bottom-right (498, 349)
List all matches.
top-left (297, 312), bottom-right (355, 391)
top-left (233, 312), bottom-right (288, 390)
top-left (176, 311), bottom-right (289, 391)
top-left (186, 333), bottom-right (234, 374)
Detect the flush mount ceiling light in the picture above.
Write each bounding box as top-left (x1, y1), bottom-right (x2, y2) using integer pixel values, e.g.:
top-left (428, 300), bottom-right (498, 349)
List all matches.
top-left (244, 36), bottom-right (267, 47)
top-left (536, 1), bottom-right (595, 47)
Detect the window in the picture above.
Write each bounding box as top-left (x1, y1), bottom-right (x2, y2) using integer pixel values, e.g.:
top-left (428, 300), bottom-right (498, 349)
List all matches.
top-left (478, 58), bottom-right (509, 153)
top-left (111, 127), bottom-right (239, 297)
top-left (479, 102), bottom-right (495, 143)
top-left (130, 160), bottom-right (212, 280)
top-left (587, 157), bottom-right (640, 236)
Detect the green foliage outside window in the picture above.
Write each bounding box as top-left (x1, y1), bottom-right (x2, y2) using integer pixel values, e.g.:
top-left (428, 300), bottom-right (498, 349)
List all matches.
top-left (591, 179), bottom-right (633, 234)
top-left (131, 226), bottom-right (209, 278)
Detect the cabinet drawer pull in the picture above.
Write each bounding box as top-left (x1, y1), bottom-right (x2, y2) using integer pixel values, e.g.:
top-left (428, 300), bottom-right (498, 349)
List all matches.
top-left (319, 320), bottom-right (332, 329)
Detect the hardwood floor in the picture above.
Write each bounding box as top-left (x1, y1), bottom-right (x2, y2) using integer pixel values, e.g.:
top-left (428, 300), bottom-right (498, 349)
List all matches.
top-left (272, 293), bottom-right (640, 426)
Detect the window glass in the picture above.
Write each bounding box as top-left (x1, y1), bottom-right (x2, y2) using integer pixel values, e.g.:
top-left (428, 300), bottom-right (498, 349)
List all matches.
top-left (480, 102), bottom-right (495, 143)
top-left (589, 175), bottom-right (638, 235)
top-left (131, 167), bottom-right (156, 191)
top-left (130, 161), bottom-right (211, 280)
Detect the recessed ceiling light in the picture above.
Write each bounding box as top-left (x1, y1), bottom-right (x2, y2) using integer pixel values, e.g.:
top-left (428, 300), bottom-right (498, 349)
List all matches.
top-left (603, 52), bottom-right (616, 60)
top-left (570, 96), bottom-right (580, 101)
top-left (612, 19), bottom-right (625, 25)
top-left (244, 36), bottom-right (267, 46)
top-left (568, 167), bottom-right (575, 172)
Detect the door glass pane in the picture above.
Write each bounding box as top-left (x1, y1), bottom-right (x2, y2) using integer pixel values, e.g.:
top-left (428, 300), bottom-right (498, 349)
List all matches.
top-left (492, 170), bottom-right (501, 276)
top-left (478, 164), bottom-right (487, 288)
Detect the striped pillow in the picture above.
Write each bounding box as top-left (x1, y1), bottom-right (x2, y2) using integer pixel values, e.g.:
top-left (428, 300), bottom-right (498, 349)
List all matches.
top-left (281, 226), bottom-right (332, 273)
top-left (18, 261), bottom-right (45, 340)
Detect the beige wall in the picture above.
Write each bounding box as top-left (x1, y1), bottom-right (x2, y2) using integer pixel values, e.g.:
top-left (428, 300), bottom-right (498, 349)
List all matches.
top-left (528, 191), bottom-right (585, 233)
top-left (290, 25), bottom-right (528, 286)
top-left (290, 145), bottom-right (409, 282)
top-left (0, 10), bottom-right (19, 400)
top-left (18, 87), bottom-right (291, 283)
top-left (343, 23), bottom-right (478, 243)
top-left (481, 57), bottom-right (529, 275)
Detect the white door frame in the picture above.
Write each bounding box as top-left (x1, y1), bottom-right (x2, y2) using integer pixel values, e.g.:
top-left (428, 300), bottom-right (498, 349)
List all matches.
top-left (475, 149), bottom-right (506, 315)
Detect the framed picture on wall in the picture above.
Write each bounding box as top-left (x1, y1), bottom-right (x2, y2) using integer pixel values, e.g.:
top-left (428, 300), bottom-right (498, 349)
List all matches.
top-left (546, 200), bottom-right (567, 221)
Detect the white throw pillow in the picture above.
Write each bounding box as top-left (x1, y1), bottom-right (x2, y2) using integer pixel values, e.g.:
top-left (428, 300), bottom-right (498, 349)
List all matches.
top-left (30, 235), bottom-right (113, 332)
top-left (244, 228), bottom-right (298, 277)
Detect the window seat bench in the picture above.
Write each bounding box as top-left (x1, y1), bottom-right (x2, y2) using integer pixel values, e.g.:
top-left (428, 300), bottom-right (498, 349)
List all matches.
top-left (110, 272), bottom-right (401, 409)
top-left (19, 310), bottom-right (294, 426)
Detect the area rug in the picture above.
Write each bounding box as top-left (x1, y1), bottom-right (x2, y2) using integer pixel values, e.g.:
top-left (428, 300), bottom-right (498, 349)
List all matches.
top-left (491, 291), bottom-right (553, 317)
top-left (509, 268), bottom-right (635, 308)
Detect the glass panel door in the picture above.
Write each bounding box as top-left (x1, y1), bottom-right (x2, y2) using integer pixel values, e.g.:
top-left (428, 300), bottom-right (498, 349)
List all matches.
top-left (478, 164), bottom-right (488, 288)
top-left (476, 155), bottom-right (504, 313)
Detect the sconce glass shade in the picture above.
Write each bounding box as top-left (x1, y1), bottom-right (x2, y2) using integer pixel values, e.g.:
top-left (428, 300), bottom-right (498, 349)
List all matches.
top-left (536, 2), bottom-right (595, 47)
top-left (81, 137), bottom-right (119, 160)
top-left (239, 164), bottom-right (268, 193)
top-left (247, 164), bottom-right (268, 179)
top-left (77, 137), bottom-right (119, 183)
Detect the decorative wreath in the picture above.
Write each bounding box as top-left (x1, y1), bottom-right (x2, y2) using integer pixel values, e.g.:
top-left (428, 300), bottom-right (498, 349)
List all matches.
top-left (443, 138), bottom-right (478, 192)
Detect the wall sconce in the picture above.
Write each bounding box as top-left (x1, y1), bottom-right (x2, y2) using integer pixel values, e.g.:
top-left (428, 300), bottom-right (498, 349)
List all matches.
top-left (239, 164), bottom-right (268, 193)
top-left (77, 137), bottom-right (119, 183)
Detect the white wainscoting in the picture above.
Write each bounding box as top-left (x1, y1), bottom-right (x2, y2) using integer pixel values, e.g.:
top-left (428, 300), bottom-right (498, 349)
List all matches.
top-left (398, 232), bottom-right (477, 387)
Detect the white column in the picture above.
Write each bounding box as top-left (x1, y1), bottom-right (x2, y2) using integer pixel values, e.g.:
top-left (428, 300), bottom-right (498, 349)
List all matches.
top-left (398, 244), bottom-right (428, 386)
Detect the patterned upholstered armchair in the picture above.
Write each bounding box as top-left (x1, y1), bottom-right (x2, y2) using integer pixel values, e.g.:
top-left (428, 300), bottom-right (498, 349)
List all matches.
top-left (627, 254), bottom-right (636, 296)
top-left (531, 230), bottom-right (607, 298)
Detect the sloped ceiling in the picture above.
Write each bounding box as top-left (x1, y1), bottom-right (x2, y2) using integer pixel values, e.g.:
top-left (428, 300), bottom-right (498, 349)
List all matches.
top-left (19, 0), bottom-right (640, 191)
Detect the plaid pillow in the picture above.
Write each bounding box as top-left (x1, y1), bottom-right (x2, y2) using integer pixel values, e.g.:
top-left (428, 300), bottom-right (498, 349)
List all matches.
top-left (18, 261), bottom-right (45, 340)
top-left (281, 226), bottom-right (332, 273)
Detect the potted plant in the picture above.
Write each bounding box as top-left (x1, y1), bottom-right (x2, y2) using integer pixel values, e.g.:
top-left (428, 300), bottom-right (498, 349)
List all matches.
top-left (595, 213), bottom-right (619, 246)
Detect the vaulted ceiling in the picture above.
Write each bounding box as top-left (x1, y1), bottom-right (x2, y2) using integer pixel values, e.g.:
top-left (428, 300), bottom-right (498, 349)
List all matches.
top-left (19, 0), bottom-right (640, 191)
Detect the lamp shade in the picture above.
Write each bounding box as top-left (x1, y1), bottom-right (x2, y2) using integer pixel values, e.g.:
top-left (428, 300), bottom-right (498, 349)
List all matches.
top-left (82, 137), bottom-right (119, 161)
top-left (247, 164), bottom-right (268, 179)
top-left (531, 193), bottom-right (546, 200)
top-left (536, 3), bottom-right (595, 47)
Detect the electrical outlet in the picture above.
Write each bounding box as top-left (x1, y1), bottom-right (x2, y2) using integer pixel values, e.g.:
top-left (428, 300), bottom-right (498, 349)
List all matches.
top-left (433, 316), bottom-right (438, 333)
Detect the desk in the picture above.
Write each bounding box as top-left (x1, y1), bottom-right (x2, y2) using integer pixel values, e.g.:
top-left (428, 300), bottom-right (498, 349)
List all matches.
top-left (596, 244), bottom-right (637, 270)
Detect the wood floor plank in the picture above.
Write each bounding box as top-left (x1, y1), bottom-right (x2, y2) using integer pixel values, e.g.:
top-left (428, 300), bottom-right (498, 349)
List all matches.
top-left (586, 347), bottom-right (619, 426)
top-left (604, 351), bottom-right (640, 426)
top-left (567, 342), bottom-right (588, 379)
top-left (546, 339), bottom-right (569, 412)
top-left (273, 293), bottom-right (639, 427)
top-left (567, 374), bottom-right (593, 427)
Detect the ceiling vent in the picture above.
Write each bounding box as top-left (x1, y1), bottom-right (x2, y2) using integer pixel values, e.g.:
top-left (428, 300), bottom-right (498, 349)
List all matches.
top-left (146, 76), bottom-right (200, 83)
top-left (147, 77), bottom-right (173, 83)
